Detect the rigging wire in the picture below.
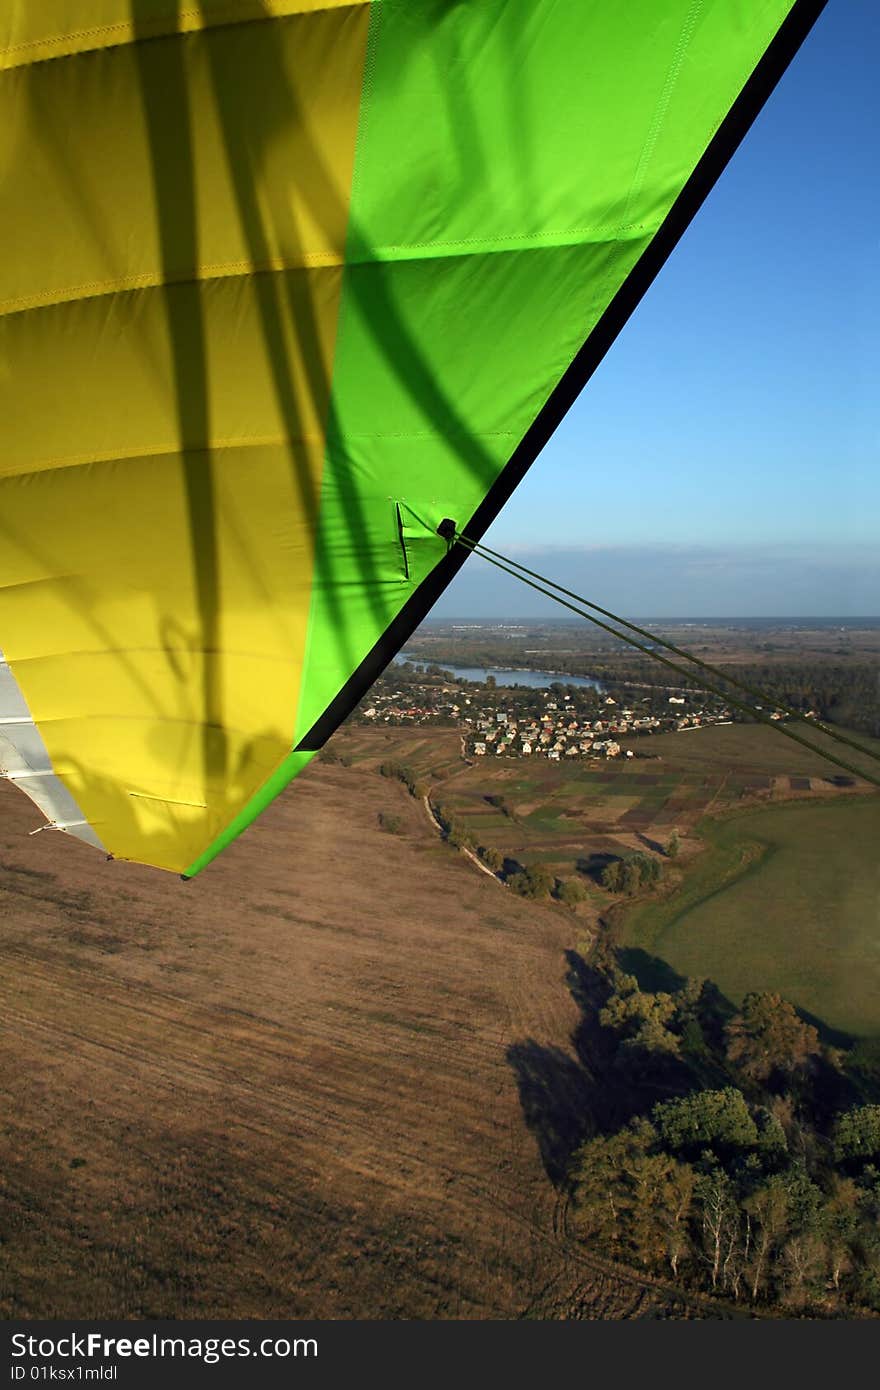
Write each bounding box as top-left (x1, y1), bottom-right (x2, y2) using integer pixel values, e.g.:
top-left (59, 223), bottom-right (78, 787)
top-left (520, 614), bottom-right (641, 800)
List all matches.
top-left (450, 531), bottom-right (880, 791)
top-left (463, 536), bottom-right (880, 769)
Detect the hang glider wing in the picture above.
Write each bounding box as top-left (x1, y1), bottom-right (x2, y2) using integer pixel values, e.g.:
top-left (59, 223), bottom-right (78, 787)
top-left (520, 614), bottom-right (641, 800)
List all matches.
top-left (0, 1), bottom-right (824, 873)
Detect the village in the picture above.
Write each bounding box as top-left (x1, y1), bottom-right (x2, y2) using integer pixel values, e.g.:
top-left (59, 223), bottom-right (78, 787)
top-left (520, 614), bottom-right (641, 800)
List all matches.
top-left (354, 665), bottom-right (744, 760)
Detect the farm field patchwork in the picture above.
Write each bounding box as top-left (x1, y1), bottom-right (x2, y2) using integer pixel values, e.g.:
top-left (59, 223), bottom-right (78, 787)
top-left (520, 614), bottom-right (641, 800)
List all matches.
top-left (341, 723), bottom-right (874, 835)
top-left (340, 725), bottom-right (880, 1037)
top-left (341, 724), bottom-right (871, 884)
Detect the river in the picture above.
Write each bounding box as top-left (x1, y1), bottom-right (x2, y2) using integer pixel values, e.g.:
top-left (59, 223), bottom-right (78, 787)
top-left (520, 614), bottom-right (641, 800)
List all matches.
top-left (392, 654), bottom-right (603, 692)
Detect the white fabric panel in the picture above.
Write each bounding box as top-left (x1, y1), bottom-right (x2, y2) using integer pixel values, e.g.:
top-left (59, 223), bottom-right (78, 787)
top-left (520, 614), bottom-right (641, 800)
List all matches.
top-left (0, 653), bottom-right (106, 852)
top-left (0, 721), bottom-right (52, 775)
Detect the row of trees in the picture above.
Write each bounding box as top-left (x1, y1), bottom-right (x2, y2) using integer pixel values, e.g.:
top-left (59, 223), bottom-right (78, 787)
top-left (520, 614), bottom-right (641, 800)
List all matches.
top-left (378, 760), bottom-right (426, 799)
top-left (477, 851), bottom-right (587, 907)
top-left (431, 829), bottom-right (589, 909)
top-left (375, 769), bottom-right (575, 890)
top-left (600, 851), bottom-right (666, 896)
top-left (569, 969), bottom-right (880, 1312)
top-left (432, 801), bottom-right (475, 852)
top-left (317, 746), bottom-right (352, 767)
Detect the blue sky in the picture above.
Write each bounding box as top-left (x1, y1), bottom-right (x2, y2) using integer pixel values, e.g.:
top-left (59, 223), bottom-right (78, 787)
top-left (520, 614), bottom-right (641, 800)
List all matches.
top-left (439, 0), bottom-right (879, 618)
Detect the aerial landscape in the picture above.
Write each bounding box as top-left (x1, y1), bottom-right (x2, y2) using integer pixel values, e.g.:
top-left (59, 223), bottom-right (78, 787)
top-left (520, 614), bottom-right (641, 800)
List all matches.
top-left (1, 0), bottom-right (877, 1350)
top-left (2, 616), bottom-right (879, 1318)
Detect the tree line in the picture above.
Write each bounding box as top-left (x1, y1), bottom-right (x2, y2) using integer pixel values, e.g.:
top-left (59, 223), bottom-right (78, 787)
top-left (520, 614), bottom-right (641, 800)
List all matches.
top-left (733, 661), bottom-right (880, 739)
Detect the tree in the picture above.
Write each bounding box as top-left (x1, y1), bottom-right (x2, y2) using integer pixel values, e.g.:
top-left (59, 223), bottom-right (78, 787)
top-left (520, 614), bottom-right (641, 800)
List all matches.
top-left (480, 846), bottom-right (504, 873)
top-left (525, 866), bottom-right (553, 898)
top-left (447, 824), bottom-right (474, 851)
top-left (744, 1176), bottom-right (791, 1301)
top-left (625, 1149), bottom-right (695, 1271)
top-left (667, 831), bottom-right (680, 859)
top-left (378, 760), bottom-right (422, 797)
top-left (696, 1168), bottom-right (738, 1290)
top-left (833, 1105), bottom-right (880, 1166)
top-left (557, 878), bottom-right (586, 909)
top-left (822, 1175), bottom-right (860, 1295)
top-left (508, 866), bottom-right (552, 899)
top-left (753, 1105), bottom-right (788, 1159)
top-left (600, 972), bottom-right (680, 1054)
top-left (600, 860), bottom-right (622, 892)
top-left (664, 1161), bottom-right (697, 1278)
top-left (725, 992), bottom-right (821, 1086)
top-left (653, 1088), bottom-right (758, 1159)
top-left (598, 852), bottom-right (662, 896)
top-left (633, 852), bottom-right (661, 887)
top-left (779, 1166), bottom-right (823, 1237)
top-left (621, 860), bottom-right (641, 896)
top-left (571, 1120), bottom-right (695, 1272)
top-left (570, 1125), bottom-right (653, 1253)
top-left (781, 1232), bottom-right (826, 1309)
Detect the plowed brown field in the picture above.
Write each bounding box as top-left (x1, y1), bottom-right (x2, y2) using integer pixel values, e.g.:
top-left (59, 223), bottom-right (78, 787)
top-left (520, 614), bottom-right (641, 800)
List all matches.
top-left (0, 763), bottom-right (706, 1319)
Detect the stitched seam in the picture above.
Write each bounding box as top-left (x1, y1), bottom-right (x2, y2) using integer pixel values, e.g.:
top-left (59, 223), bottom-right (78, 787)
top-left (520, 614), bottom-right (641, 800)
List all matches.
top-left (0, 2), bottom-right (373, 71)
top-left (0, 426), bottom-right (515, 483)
top-left (0, 433), bottom-right (325, 481)
top-left (0, 255), bottom-right (344, 321)
top-left (7, 649), bottom-right (306, 667)
top-left (0, 229), bottom-right (649, 324)
top-left (617, 0), bottom-right (706, 235)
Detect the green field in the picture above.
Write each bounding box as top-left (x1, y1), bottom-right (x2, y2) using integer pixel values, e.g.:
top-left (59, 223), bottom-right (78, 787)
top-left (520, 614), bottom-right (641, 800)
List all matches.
top-left (622, 797), bottom-right (880, 1039)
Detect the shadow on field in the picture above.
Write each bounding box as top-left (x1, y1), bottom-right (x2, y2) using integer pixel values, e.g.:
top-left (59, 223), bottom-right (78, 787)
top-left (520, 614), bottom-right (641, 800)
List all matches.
top-left (635, 831), bottom-right (667, 855)
top-left (508, 946), bottom-right (871, 1189)
top-left (507, 950), bottom-right (698, 1187)
top-left (504, 1041), bottom-right (594, 1186)
top-left (792, 1005), bottom-right (854, 1053)
top-left (575, 852), bottom-right (616, 884)
top-left (616, 946), bottom-right (688, 996)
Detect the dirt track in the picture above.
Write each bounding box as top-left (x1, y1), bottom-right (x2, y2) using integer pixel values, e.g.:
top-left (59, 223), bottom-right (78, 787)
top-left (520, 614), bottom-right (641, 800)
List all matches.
top-left (0, 762), bottom-right (701, 1319)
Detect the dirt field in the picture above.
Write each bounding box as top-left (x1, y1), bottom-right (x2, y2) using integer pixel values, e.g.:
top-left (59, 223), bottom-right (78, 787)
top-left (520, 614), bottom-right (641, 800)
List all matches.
top-left (0, 763), bottom-right (706, 1320)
